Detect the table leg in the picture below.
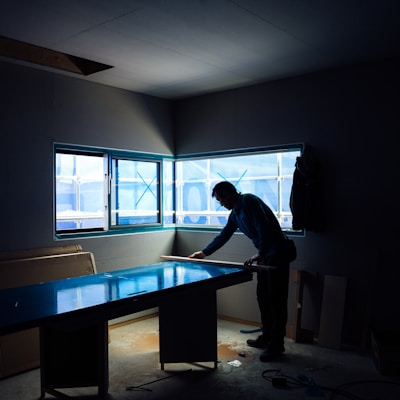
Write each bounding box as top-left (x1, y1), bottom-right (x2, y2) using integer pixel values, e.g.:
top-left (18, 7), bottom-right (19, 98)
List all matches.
top-left (40, 319), bottom-right (108, 398)
top-left (159, 288), bottom-right (218, 367)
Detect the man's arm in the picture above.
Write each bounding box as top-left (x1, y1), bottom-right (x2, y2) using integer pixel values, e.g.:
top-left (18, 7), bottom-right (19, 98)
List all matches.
top-left (188, 214), bottom-right (238, 258)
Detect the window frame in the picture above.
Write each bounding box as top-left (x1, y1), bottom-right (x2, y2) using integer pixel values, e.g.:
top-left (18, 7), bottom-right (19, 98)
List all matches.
top-left (54, 143), bottom-right (173, 239)
top-left (54, 143), bottom-right (303, 239)
top-left (110, 157), bottom-right (161, 227)
top-left (174, 144), bottom-right (303, 234)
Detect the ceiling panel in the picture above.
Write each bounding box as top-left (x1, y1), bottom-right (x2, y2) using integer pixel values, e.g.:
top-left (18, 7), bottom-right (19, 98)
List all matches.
top-left (1, 0), bottom-right (399, 99)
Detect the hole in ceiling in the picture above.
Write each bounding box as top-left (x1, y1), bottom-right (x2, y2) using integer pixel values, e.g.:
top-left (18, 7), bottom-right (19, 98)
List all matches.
top-left (0, 35), bottom-right (113, 76)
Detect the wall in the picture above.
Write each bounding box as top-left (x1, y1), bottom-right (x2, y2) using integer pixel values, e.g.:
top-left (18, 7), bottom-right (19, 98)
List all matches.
top-left (0, 60), bottom-right (176, 270)
top-left (1, 57), bottom-right (399, 348)
top-left (173, 58), bottom-right (400, 347)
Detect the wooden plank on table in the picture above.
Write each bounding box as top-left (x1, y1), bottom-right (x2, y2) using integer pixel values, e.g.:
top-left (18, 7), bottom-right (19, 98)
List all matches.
top-left (160, 255), bottom-right (275, 272)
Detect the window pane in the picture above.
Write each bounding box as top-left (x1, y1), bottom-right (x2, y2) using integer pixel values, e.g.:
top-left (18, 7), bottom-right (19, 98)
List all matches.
top-left (55, 152), bottom-right (105, 231)
top-left (111, 159), bottom-right (160, 225)
top-left (181, 159), bottom-right (208, 181)
top-left (281, 152), bottom-right (298, 175)
top-left (163, 160), bottom-right (175, 224)
top-left (175, 149), bottom-right (300, 230)
top-left (210, 153), bottom-right (278, 180)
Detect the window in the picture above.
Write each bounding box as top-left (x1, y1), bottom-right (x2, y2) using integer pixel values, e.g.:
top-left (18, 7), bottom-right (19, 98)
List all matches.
top-left (111, 158), bottom-right (160, 226)
top-left (175, 146), bottom-right (301, 230)
top-left (55, 150), bottom-right (107, 232)
top-left (55, 146), bottom-right (169, 236)
top-left (55, 144), bottom-right (301, 237)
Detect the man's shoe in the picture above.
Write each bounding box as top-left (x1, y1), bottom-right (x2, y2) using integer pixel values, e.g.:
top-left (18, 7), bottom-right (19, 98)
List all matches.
top-left (259, 345), bottom-right (285, 362)
top-left (246, 335), bottom-right (267, 349)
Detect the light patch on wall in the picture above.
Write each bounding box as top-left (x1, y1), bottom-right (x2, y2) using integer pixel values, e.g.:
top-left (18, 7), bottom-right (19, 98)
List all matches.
top-left (0, 35), bottom-right (113, 76)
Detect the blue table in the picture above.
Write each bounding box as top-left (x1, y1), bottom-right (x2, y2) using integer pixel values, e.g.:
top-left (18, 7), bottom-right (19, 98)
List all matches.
top-left (0, 260), bottom-right (252, 398)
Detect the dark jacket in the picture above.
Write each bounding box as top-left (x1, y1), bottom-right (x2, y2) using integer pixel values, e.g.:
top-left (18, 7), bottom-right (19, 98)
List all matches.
top-left (202, 193), bottom-right (284, 260)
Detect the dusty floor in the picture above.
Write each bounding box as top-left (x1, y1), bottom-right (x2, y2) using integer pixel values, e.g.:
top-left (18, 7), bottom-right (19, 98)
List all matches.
top-left (1, 316), bottom-right (400, 399)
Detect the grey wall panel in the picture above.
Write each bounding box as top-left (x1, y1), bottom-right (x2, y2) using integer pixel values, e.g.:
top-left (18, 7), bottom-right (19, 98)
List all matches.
top-left (174, 59), bottom-right (400, 346)
top-left (1, 60), bottom-right (175, 273)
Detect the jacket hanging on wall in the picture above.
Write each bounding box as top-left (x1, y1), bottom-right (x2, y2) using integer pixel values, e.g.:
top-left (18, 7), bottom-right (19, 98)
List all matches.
top-left (289, 145), bottom-right (323, 232)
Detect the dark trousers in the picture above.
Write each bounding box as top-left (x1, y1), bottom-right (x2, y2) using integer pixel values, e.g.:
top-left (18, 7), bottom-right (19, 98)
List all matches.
top-left (256, 263), bottom-right (289, 348)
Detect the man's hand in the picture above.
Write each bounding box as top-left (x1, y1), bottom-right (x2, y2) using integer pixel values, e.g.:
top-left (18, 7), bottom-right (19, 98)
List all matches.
top-left (188, 251), bottom-right (206, 259)
top-left (244, 253), bottom-right (262, 266)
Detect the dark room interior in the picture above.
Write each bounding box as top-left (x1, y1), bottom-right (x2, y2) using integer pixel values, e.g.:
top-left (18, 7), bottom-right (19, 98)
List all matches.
top-left (1, 1), bottom-right (400, 399)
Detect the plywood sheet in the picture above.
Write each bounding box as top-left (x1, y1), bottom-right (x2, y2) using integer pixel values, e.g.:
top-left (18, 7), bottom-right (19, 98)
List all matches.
top-left (0, 250), bottom-right (96, 378)
top-left (318, 275), bottom-right (347, 349)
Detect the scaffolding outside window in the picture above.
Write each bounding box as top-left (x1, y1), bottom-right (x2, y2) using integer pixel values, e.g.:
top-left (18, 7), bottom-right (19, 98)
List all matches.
top-left (54, 145), bottom-right (301, 237)
top-left (175, 148), bottom-right (301, 230)
top-left (54, 147), bottom-right (165, 235)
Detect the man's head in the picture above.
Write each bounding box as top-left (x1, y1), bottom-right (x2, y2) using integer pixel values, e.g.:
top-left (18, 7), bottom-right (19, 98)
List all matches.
top-left (212, 181), bottom-right (240, 210)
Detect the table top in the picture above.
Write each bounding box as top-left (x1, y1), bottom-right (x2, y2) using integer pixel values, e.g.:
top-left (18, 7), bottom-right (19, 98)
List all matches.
top-left (0, 260), bottom-right (252, 334)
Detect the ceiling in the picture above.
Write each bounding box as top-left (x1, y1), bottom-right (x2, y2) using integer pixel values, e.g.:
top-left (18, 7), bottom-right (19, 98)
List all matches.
top-left (1, 0), bottom-right (400, 99)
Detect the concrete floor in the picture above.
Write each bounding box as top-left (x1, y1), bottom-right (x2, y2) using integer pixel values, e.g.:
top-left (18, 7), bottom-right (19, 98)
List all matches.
top-left (1, 316), bottom-right (400, 400)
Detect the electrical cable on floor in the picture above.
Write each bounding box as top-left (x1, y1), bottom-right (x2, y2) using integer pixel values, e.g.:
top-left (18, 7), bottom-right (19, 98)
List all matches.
top-left (262, 369), bottom-right (308, 389)
top-left (261, 369), bottom-right (371, 400)
top-left (126, 368), bottom-right (192, 392)
top-left (329, 379), bottom-right (400, 400)
top-left (239, 327), bottom-right (263, 334)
